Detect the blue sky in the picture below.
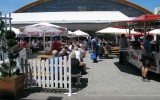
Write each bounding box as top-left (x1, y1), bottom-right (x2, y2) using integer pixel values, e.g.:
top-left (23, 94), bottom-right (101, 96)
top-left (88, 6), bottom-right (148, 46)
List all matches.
top-left (0, 0), bottom-right (159, 14)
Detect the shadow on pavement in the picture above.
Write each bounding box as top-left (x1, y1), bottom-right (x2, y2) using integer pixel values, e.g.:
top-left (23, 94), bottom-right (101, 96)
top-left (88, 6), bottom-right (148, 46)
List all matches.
top-left (17, 87), bottom-right (44, 100)
top-left (17, 78), bottom-right (88, 99)
top-left (97, 60), bottom-right (103, 62)
top-left (72, 78), bottom-right (88, 93)
top-left (114, 62), bottom-right (160, 82)
top-left (17, 87), bottom-right (67, 100)
top-left (47, 96), bottom-right (63, 100)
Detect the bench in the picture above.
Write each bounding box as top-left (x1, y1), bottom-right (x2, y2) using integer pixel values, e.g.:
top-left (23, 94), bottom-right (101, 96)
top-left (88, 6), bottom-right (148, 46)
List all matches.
top-left (110, 47), bottom-right (120, 55)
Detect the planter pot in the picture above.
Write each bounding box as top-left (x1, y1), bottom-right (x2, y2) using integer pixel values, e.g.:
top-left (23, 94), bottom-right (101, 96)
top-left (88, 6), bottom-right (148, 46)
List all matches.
top-left (0, 73), bottom-right (24, 99)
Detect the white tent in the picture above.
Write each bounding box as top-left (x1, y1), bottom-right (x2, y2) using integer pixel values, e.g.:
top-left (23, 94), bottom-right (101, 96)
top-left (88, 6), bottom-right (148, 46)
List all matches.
top-left (148, 29), bottom-right (160, 34)
top-left (96, 27), bottom-right (137, 34)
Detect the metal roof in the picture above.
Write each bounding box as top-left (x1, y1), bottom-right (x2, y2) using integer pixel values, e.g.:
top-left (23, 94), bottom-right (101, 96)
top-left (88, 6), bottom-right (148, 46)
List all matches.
top-left (10, 11), bottom-right (131, 24)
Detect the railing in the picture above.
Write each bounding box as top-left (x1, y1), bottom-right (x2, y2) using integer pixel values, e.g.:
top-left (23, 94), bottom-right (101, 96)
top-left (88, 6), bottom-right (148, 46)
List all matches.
top-left (20, 56), bottom-right (72, 96)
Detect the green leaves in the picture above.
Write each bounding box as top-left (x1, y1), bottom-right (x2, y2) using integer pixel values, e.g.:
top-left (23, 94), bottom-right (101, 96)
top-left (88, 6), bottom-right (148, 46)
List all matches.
top-left (7, 39), bottom-right (17, 47)
top-left (5, 30), bottom-right (16, 39)
top-left (1, 46), bottom-right (8, 53)
top-left (0, 21), bottom-right (19, 77)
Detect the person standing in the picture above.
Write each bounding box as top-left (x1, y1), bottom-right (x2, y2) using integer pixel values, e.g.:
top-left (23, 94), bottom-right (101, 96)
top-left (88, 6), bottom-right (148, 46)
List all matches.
top-left (88, 36), bottom-right (92, 53)
top-left (141, 35), bottom-right (152, 82)
top-left (119, 34), bottom-right (128, 65)
top-left (92, 37), bottom-right (99, 63)
top-left (51, 38), bottom-right (61, 51)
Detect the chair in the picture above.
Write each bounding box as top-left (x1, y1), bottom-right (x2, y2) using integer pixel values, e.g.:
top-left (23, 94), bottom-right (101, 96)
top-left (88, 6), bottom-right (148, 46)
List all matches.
top-left (71, 72), bottom-right (81, 85)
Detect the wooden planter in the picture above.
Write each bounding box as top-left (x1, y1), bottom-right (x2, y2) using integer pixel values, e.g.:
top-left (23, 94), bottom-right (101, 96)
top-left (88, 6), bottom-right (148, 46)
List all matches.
top-left (0, 73), bottom-right (24, 99)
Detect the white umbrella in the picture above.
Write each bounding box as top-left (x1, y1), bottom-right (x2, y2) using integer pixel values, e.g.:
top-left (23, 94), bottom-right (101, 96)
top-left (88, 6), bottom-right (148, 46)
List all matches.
top-left (68, 31), bottom-right (76, 37)
top-left (96, 27), bottom-right (137, 34)
top-left (148, 29), bottom-right (160, 35)
top-left (19, 22), bottom-right (67, 51)
top-left (73, 30), bottom-right (89, 41)
top-left (74, 30), bottom-right (89, 36)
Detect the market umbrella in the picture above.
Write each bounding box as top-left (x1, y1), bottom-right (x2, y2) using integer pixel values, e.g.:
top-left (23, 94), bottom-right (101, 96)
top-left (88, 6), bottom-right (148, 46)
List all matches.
top-left (96, 27), bottom-right (137, 34)
top-left (96, 27), bottom-right (137, 43)
top-left (68, 31), bottom-right (76, 37)
top-left (148, 29), bottom-right (160, 35)
top-left (73, 30), bottom-right (89, 41)
top-left (19, 22), bottom-right (67, 51)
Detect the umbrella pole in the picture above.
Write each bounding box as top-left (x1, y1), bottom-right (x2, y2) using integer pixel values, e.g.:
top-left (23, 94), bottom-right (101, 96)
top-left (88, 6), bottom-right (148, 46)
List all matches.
top-left (43, 32), bottom-right (45, 53)
top-left (29, 36), bottom-right (31, 49)
top-left (60, 36), bottom-right (62, 41)
top-left (115, 34), bottom-right (118, 44)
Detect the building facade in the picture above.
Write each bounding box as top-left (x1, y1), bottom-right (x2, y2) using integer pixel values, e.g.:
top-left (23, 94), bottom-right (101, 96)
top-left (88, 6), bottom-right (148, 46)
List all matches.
top-left (13, 0), bottom-right (152, 33)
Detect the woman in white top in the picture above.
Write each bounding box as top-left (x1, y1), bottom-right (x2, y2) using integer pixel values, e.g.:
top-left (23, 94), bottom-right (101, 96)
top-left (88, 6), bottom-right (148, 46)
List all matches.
top-left (72, 46), bottom-right (86, 74)
top-left (73, 46), bottom-right (81, 61)
top-left (45, 43), bottom-right (52, 54)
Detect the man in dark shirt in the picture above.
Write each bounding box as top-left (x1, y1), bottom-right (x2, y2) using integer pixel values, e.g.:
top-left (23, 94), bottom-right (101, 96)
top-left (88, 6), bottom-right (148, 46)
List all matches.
top-left (58, 47), bottom-right (70, 60)
top-left (92, 37), bottom-right (99, 63)
top-left (141, 35), bottom-right (152, 82)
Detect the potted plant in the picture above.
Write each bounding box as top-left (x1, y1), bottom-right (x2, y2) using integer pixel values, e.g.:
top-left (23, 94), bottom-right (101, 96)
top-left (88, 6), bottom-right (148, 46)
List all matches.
top-left (0, 21), bottom-right (24, 99)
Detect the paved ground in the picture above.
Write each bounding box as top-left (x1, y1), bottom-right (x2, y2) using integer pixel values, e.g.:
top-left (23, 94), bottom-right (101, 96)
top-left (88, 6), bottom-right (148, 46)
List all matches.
top-left (15, 52), bottom-right (160, 100)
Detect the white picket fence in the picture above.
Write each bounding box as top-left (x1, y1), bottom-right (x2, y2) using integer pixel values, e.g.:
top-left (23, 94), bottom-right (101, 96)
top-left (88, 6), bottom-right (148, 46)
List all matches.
top-left (20, 56), bottom-right (72, 96)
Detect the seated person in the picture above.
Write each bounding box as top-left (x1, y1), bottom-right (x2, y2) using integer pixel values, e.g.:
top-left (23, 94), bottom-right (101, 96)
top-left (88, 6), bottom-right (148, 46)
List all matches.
top-left (31, 39), bottom-right (37, 53)
top-left (58, 47), bottom-right (70, 60)
top-left (45, 43), bottom-right (52, 54)
top-left (77, 44), bottom-right (85, 61)
top-left (98, 43), bottom-right (104, 59)
top-left (70, 51), bottom-right (80, 74)
top-left (49, 50), bottom-right (59, 64)
top-left (70, 51), bottom-right (80, 84)
top-left (103, 43), bottom-right (109, 58)
top-left (72, 46), bottom-right (86, 74)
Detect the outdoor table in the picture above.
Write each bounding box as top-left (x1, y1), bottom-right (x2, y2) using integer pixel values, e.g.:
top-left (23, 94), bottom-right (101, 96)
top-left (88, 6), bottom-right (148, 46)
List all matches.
top-left (36, 55), bottom-right (52, 60)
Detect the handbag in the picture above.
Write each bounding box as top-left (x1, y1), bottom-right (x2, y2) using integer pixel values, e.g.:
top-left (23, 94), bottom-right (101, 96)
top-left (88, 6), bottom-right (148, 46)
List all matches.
top-left (90, 53), bottom-right (96, 60)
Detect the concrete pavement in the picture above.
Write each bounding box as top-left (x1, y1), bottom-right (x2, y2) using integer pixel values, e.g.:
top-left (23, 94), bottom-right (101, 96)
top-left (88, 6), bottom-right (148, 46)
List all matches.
top-left (17, 52), bottom-right (160, 100)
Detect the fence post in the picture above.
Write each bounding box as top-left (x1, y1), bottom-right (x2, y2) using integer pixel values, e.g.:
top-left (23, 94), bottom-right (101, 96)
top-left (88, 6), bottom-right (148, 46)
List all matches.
top-left (68, 55), bottom-right (72, 96)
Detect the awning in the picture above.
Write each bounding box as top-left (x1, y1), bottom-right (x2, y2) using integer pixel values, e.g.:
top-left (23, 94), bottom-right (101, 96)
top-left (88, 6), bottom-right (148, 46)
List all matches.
top-left (132, 14), bottom-right (160, 22)
top-left (108, 14), bottom-right (160, 29)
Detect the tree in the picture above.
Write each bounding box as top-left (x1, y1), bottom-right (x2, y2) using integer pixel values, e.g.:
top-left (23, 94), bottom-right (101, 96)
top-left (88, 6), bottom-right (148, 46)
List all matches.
top-left (0, 21), bottom-right (20, 77)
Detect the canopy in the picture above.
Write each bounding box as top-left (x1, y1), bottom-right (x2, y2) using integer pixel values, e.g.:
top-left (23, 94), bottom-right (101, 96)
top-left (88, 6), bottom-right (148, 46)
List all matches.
top-left (73, 30), bottom-right (89, 36)
top-left (19, 22), bottom-right (67, 36)
top-left (148, 29), bottom-right (160, 35)
top-left (108, 14), bottom-right (160, 29)
top-left (132, 14), bottom-right (160, 22)
top-left (96, 27), bottom-right (137, 34)
top-left (19, 22), bottom-right (67, 51)
top-left (68, 31), bottom-right (76, 37)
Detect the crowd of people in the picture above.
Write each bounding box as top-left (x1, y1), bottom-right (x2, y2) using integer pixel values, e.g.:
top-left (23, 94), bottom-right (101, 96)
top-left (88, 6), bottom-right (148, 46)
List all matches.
top-left (16, 34), bottom-right (155, 83)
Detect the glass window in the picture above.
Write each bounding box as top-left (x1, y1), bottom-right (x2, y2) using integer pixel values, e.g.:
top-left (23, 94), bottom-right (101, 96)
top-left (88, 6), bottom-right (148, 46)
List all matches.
top-left (22, 0), bottom-right (144, 17)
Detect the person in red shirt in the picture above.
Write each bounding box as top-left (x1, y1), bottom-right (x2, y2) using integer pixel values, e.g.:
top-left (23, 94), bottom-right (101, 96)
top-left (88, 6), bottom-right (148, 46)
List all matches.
top-left (51, 38), bottom-right (61, 51)
top-left (20, 39), bottom-right (27, 49)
